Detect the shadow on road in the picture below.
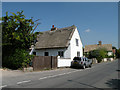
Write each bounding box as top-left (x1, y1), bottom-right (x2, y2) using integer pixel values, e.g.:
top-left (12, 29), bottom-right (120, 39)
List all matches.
top-left (116, 70), bottom-right (120, 72)
top-left (105, 69), bottom-right (120, 89)
top-left (105, 79), bottom-right (120, 89)
top-left (67, 80), bottom-right (104, 90)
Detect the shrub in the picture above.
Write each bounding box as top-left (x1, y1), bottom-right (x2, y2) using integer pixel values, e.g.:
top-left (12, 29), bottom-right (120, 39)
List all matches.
top-left (88, 48), bottom-right (107, 63)
top-left (116, 48), bottom-right (120, 58)
top-left (107, 55), bottom-right (114, 58)
top-left (2, 49), bottom-right (34, 70)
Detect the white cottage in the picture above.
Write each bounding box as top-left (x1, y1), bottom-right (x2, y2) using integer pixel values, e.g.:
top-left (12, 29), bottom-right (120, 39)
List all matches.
top-left (30, 25), bottom-right (83, 67)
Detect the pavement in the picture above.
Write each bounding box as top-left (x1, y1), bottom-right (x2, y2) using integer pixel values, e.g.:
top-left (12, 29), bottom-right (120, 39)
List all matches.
top-left (1, 59), bottom-right (119, 89)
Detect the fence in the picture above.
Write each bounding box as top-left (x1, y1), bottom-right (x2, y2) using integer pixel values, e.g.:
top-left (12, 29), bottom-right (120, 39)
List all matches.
top-left (33, 56), bottom-right (57, 71)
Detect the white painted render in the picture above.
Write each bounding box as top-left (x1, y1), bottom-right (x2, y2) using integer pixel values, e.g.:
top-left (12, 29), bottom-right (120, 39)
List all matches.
top-left (108, 52), bottom-right (113, 56)
top-left (34, 48), bottom-right (64, 56)
top-left (57, 58), bottom-right (72, 67)
top-left (70, 28), bottom-right (83, 60)
top-left (34, 45), bottom-right (71, 58)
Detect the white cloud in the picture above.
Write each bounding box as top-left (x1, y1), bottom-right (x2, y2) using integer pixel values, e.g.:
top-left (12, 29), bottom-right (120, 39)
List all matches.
top-left (85, 29), bottom-right (91, 32)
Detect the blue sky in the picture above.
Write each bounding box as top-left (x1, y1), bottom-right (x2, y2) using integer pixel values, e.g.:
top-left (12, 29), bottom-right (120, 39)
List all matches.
top-left (2, 2), bottom-right (118, 48)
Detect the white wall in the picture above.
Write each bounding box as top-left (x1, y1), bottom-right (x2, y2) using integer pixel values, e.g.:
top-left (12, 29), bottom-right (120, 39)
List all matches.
top-left (70, 28), bottom-right (83, 60)
top-left (35, 48), bottom-right (64, 56)
top-left (34, 46), bottom-right (71, 58)
top-left (64, 44), bottom-right (71, 58)
top-left (108, 52), bottom-right (113, 56)
top-left (57, 58), bottom-right (72, 67)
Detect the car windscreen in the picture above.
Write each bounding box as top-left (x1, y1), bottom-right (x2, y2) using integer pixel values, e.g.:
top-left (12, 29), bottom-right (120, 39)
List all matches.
top-left (73, 57), bottom-right (81, 61)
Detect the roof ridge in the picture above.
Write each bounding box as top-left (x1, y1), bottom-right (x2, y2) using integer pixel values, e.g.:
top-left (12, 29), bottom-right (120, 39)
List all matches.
top-left (58, 25), bottom-right (76, 30)
top-left (85, 44), bottom-right (112, 46)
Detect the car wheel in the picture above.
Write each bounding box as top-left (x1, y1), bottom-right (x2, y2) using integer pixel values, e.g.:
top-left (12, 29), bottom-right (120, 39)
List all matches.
top-left (89, 64), bottom-right (92, 68)
top-left (83, 65), bottom-right (86, 69)
top-left (70, 65), bottom-right (73, 68)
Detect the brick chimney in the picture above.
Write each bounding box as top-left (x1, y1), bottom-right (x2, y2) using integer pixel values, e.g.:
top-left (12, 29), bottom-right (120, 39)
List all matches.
top-left (98, 41), bottom-right (102, 45)
top-left (51, 25), bottom-right (57, 31)
top-left (52, 25), bottom-right (54, 28)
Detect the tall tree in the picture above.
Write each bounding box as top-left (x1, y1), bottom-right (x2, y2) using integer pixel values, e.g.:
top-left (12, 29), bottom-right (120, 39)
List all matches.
top-left (2, 11), bottom-right (40, 69)
top-left (2, 11), bottom-right (40, 49)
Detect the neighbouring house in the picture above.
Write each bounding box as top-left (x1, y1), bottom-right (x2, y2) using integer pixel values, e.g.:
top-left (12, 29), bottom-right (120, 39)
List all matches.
top-left (30, 25), bottom-right (83, 67)
top-left (84, 41), bottom-right (113, 56)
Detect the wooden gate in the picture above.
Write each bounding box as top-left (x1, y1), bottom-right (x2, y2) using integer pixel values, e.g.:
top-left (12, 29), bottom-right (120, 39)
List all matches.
top-left (33, 56), bottom-right (57, 71)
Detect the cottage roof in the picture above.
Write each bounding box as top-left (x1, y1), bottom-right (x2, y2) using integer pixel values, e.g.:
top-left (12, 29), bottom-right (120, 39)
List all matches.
top-left (84, 44), bottom-right (112, 52)
top-left (35, 25), bottom-right (76, 49)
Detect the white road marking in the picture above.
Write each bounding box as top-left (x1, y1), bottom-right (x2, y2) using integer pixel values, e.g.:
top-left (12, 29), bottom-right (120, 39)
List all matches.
top-left (38, 69), bottom-right (84, 80)
top-left (86, 68), bottom-right (90, 69)
top-left (17, 80), bottom-right (31, 85)
top-left (39, 77), bottom-right (48, 80)
top-left (0, 85), bottom-right (7, 88)
top-left (66, 72), bottom-right (72, 74)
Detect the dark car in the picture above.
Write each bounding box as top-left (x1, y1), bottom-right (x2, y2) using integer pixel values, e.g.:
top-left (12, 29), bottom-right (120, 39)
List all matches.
top-left (71, 57), bottom-right (92, 69)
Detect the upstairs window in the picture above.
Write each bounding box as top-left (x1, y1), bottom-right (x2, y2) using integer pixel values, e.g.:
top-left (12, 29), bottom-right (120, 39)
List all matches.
top-left (58, 51), bottom-right (64, 57)
top-left (76, 38), bottom-right (79, 46)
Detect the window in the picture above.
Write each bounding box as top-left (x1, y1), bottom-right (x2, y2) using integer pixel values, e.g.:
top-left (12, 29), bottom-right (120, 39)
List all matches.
top-left (58, 51), bottom-right (64, 57)
top-left (76, 39), bottom-right (79, 46)
top-left (33, 52), bottom-right (36, 55)
top-left (85, 58), bottom-right (87, 61)
top-left (77, 52), bottom-right (80, 57)
top-left (44, 52), bottom-right (49, 56)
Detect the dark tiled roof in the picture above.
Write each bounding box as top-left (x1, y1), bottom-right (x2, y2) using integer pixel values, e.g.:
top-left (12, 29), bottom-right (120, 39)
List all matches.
top-left (84, 44), bottom-right (112, 52)
top-left (35, 25), bottom-right (76, 49)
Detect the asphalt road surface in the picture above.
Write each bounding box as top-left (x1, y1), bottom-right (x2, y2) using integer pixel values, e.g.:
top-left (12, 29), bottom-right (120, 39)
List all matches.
top-left (1, 59), bottom-right (119, 89)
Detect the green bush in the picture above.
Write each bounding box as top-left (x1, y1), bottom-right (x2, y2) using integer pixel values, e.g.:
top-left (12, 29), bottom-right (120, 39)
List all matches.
top-left (2, 11), bottom-right (39, 70)
top-left (107, 55), bottom-right (114, 58)
top-left (88, 48), bottom-right (107, 63)
top-left (116, 49), bottom-right (120, 58)
top-left (3, 49), bottom-right (34, 70)
top-left (96, 56), bottom-right (103, 63)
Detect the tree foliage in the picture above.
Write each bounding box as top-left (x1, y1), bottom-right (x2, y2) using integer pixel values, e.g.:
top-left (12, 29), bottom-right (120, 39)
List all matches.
top-left (116, 48), bottom-right (120, 58)
top-left (89, 48), bottom-right (107, 63)
top-left (2, 11), bottom-right (40, 69)
top-left (112, 46), bottom-right (116, 49)
top-left (2, 11), bottom-right (40, 49)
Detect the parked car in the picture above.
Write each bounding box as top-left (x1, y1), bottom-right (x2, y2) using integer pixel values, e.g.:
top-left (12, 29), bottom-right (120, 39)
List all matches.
top-left (71, 57), bottom-right (92, 69)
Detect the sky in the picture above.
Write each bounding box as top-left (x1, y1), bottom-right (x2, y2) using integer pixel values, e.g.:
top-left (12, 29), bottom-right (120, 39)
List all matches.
top-left (2, 2), bottom-right (118, 48)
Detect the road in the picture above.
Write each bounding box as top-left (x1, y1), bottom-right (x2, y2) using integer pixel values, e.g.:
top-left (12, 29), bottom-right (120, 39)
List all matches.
top-left (1, 59), bottom-right (119, 89)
